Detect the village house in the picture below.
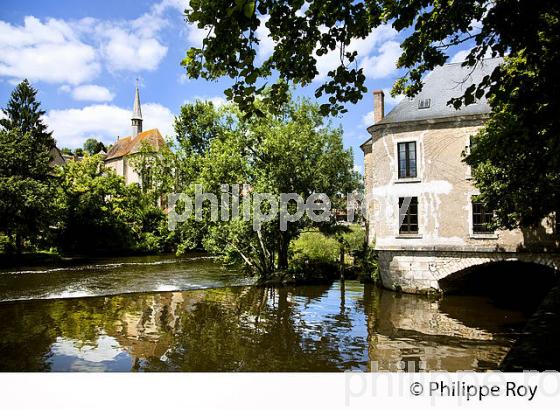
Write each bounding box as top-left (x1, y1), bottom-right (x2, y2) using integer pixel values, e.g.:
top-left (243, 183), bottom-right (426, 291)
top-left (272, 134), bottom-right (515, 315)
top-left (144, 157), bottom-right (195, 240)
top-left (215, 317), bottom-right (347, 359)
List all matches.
top-left (361, 58), bottom-right (560, 294)
top-left (104, 86), bottom-right (165, 185)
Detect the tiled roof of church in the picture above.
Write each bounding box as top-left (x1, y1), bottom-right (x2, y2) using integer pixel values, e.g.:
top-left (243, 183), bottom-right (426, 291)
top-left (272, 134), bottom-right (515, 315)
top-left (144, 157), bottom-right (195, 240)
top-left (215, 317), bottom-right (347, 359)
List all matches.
top-left (105, 129), bottom-right (165, 160)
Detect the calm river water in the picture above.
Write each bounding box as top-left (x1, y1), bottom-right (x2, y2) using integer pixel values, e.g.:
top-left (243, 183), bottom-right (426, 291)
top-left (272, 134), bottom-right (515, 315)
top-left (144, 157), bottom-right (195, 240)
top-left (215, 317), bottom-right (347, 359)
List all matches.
top-left (0, 255), bottom-right (533, 371)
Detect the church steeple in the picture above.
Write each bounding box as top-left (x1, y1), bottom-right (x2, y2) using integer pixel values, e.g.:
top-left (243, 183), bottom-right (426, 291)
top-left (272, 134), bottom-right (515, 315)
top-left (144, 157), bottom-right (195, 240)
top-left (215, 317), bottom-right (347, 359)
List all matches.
top-left (131, 81), bottom-right (143, 137)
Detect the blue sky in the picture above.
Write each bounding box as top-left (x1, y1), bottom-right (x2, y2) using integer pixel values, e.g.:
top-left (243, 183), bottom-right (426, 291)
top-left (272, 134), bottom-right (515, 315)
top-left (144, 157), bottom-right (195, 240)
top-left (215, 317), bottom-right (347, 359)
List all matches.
top-left (0, 0), bottom-right (470, 173)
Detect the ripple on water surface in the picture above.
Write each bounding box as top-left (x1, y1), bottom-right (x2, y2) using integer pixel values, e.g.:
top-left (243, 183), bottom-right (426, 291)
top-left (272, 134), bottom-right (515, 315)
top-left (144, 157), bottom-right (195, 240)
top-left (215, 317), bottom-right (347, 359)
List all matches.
top-left (0, 254), bottom-right (253, 302)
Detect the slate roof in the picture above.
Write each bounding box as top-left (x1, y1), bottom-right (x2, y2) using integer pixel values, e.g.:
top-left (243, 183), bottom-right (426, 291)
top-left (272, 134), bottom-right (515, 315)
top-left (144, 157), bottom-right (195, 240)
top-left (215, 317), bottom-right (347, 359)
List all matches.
top-left (375, 58), bottom-right (503, 127)
top-left (105, 129), bottom-right (164, 161)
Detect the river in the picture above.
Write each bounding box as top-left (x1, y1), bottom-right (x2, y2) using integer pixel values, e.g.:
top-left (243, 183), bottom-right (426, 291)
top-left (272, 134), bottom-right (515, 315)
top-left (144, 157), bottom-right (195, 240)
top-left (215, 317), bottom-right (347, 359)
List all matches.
top-left (0, 255), bottom-right (534, 371)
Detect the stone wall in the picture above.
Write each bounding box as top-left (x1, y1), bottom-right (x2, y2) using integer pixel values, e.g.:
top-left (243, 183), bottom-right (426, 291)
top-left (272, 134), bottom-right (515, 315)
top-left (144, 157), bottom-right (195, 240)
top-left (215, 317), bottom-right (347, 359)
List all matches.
top-left (378, 249), bottom-right (560, 294)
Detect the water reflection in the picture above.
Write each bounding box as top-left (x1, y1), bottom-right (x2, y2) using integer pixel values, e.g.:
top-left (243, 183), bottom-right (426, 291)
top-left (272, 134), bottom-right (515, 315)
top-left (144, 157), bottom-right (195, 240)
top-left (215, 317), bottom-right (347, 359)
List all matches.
top-left (0, 282), bottom-right (529, 372)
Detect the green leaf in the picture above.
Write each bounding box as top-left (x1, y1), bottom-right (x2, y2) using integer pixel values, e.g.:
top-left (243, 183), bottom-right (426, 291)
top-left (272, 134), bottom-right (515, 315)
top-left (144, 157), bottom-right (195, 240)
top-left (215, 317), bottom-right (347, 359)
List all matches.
top-left (244, 1), bottom-right (255, 18)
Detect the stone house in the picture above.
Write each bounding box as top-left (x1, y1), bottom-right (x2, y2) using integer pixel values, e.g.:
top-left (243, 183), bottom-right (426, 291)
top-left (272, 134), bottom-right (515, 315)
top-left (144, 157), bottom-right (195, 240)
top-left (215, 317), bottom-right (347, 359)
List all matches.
top-left (104, 86), bottom-right (165, 186)
top-left (360, 58), bottom-right (559, 293)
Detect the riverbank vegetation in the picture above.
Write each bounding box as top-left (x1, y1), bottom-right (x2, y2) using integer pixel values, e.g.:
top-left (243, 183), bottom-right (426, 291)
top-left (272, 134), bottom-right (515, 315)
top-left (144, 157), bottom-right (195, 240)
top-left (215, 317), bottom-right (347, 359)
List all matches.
top-left (290, 225), bottom-right (378, 283)
top-left (0, 81), bottom-right (168, 256)
top-left (1, 80), bottom-right (372, 282)
top-left (134, 94), bottom-right (363, 281)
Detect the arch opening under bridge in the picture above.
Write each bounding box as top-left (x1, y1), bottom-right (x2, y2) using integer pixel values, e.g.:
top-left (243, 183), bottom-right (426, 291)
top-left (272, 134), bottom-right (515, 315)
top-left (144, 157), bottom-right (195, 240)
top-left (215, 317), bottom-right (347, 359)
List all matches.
top-left (438, 260), bottom-right (559, 309)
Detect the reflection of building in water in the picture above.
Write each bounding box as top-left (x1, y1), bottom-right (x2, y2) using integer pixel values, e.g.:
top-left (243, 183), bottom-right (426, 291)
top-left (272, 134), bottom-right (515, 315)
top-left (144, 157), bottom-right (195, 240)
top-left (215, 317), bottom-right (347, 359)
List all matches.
top-left (366, 291), bottom-right (515, 371)
top-left (112, 292), bottom-right (190, 363)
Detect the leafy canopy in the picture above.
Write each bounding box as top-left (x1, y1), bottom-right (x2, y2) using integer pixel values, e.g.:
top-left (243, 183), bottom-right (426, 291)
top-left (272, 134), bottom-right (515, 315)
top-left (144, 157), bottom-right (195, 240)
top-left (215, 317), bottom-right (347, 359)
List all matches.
top-left (182, 0), bottom-right (534, 115)
top-left (183, 0), bottom-right (560, 228)
top-left (83, 138), bottom-right (106, 155)
top-left (56, 154), bottom-right (167, 254)
top-left (158, 96), bottom-right (360, 276)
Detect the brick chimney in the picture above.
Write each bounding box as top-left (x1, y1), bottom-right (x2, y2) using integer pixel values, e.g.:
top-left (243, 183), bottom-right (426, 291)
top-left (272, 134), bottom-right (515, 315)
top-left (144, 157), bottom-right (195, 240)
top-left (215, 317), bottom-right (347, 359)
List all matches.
top-left (373, 90), bottom-right (385, 124)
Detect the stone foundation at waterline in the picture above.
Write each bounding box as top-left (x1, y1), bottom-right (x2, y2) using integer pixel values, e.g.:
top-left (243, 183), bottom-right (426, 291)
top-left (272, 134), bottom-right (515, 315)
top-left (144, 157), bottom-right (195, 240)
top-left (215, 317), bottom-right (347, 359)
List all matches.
top-left (378, 250), bottom-right (560, 294)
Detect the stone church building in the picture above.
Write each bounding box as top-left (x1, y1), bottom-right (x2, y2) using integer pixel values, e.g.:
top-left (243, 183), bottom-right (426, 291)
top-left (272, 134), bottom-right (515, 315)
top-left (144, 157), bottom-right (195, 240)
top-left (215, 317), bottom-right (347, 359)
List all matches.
top-left (104, 86), bottom-right (165, 185)
top-left (361, 58), bottom-right (560, 294)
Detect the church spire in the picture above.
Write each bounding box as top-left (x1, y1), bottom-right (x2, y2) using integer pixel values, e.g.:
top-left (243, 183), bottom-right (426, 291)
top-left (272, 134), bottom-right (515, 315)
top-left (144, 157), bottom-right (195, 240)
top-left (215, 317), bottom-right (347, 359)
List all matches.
top-left (131, 80), bottom-right (143, 137)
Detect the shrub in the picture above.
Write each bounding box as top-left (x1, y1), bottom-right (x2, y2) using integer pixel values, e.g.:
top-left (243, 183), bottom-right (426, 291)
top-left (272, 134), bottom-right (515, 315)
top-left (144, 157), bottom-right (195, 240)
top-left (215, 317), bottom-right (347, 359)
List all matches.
top-left (290, 230), bottom-right (339, 264)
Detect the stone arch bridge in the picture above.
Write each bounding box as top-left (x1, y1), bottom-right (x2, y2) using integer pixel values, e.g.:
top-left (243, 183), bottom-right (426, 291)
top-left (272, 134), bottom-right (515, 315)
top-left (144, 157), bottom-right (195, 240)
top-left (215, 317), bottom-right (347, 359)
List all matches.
top-left (378, 250), bottom-right (560, 294)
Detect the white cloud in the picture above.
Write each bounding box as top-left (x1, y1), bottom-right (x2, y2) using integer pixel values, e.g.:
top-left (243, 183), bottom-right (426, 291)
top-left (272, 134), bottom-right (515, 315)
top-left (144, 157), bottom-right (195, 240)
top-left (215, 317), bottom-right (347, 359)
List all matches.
top-left (362, 111), bottom-right (375, 127)
top-left (143, 103), bottom-right (175, 138)
top-left (314, 24), bottom-right (400, 81)
top-left (178, 73), bottom-right (190, 84)
top-left (0, 17), bottom-right (100, 85)
top-left (151, 0), bottom-right (188, 15)
top-left (89, 0), bottom-right (190, 72)
top-left (186, 23), bottom-right (211, 46)
top-left (360, 41), bottom-right (402, 80)
top-left (450, 49), bottom-right (471, 63)
top-left (97, 24), bottom-right (168, 72)
top-left (64, 85), bottom-right (114, 102)
top-left (190, 95), bottom-right (227, 106)
top-left (382, 88), bottom-right (405, 106)
top-left (45, 102), bottom-right (174, 148)
top-left (0, 0), bottom-right (185, 84)
top-left (256, 16), bottom-right (275, 63)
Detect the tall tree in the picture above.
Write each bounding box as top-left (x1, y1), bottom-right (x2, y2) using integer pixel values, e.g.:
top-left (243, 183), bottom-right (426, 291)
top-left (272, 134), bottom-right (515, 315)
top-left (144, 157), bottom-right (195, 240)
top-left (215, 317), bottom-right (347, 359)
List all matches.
top-left (0, 80), bottom-right (56, 252)
top-left (83, 138), bottom-right (106, 155)
top-left (175, 100), bottom-right (224, 155)
top-left (183, 0), bottom-right (560, 228)
top-left (0, 79), bottom-right (54, 144)
top-left (171, 97), bottom-right (359, 277)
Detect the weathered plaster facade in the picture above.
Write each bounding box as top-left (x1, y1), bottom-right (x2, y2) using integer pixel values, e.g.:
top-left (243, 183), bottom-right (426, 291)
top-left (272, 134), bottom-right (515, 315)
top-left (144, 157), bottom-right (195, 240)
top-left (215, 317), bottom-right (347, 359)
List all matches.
top-left (105, 156), bottom-right (142, 185)
top-left (361, 60), bottom-right (559, 293)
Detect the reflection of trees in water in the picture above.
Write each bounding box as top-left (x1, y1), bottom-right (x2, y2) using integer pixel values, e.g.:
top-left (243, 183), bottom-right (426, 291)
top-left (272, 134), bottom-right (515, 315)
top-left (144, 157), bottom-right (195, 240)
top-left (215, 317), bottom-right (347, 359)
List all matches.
top-left (0, 301), bottom-right (58, 371)
top-left (0, 295), bottom-right (173, 371)
top-left (0, 286), bottom-right (356, 371)
top-left (0, 281), bottom-right (531, 372)
top-left (141, 286), bottom-right (352, 371)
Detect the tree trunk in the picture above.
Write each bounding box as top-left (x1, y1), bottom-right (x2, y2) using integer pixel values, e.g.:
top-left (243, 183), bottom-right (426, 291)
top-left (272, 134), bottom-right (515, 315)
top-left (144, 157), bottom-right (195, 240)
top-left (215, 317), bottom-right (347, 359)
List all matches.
top-left (278, 232), bottom-right (290, 270)
top-left (339, 246), bottom-right (345, 280)
top-left (15, 232), bottom-right (23, 255)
